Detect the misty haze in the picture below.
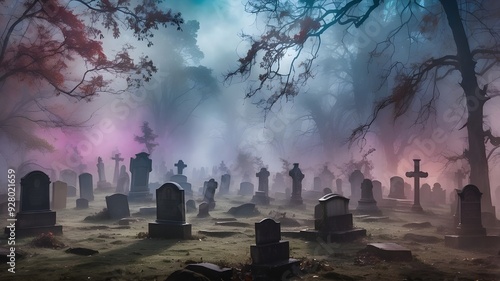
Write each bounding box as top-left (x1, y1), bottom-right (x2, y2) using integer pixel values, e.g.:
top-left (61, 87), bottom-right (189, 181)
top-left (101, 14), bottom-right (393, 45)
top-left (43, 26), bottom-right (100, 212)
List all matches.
top-left (1, 0), bottom-right (500, 280)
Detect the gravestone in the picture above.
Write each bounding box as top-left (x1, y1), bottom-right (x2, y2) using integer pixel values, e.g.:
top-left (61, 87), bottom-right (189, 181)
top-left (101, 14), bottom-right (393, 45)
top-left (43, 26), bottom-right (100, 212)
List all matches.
top-left (60, 169), bottom-right (77, 197)
top-left (252, 168), bottom-right (270, 205)
top-left (79, 173), bottom-right (94, 201)
top-left (197, 202), bottom-right (210, 218)
top-left (388, 176), bottom-right (405, 199)
top-left (356, 179), bottom-right (381, 215)
top-left (335, 179), bottom-right (343, 195)
top-left (445, 185), bottom-right (500, 249)
top-left (128, 152), bottom-right (153, 202)
top-left (405, 159), bottom-right (428, 212)
top-left (52, 181), bottom-right (67, 210)
top-left (203, 179), bottom-right (217, 210)
top-left (432, 183), bottom-right (446, 205)
top-left (289, 163), bottom-right (304, 205)
top-left (148, 182), bottom-right (161, 199)
top-left (76, 198), bottom-right (89, 209)
top-left (420, 184), bottom-right (432, 206)
top-left (313, 177), bottom-right (322, 191)
top-left (219, 174), bottom-right (231, 195)
top-left (186, 199), bottom-right (197, 213)
top-left (148, 182), bottom-right (192, 239)
top-left (67, 186), bottom-right (77, 197)
top-left (238, 182), bottom-right (254, 196)
top-left (404, 182), bottom-right (413, 200)
top-left (4, 171), bottom-right (62, 237)
top-left (372, 180), bottom-right (383, 203)
top-left (115, 165), bottom-right (130, 194)
top-left (105, 194), bottom-right (130, 220)
top-left (271, 172), bottom-right (286, 193)
top-left (301, 193), bottom-right (366, 242)
top-left (96, 156), bottom-right (113, 191)
top-left (348, 170), bottom-right (364, 206)
top-left (170, 161), bottom-right (193, 198)
top-left (250, 218), bottom-right (299, 280)
top-left (319, 165), bottom-right (335, 189)
top-left (111, 153), bottom-right (124, 185)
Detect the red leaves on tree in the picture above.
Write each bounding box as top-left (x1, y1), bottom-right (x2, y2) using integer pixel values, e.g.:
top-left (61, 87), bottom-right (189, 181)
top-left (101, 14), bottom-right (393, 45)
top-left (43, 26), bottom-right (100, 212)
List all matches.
top-left (293, 16), bottom-right (321, 44)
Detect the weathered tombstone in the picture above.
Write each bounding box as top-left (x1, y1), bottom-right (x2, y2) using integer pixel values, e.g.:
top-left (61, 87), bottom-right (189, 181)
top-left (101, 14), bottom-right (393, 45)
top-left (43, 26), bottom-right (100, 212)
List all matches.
top-left (405, 159), bottom-right (428, 212)
top-left (52, 181), bottom-right (67, 210)
top-left (148, 182), bottom-right (192, 239)
top-left (105, 194), bottom-right (130, 220)
top-left (186, 199), bottom-right (197, 213)
top-left (67, 186), bottom-right (77, 197)
top-left (301, 194), bottom-right (366, 242)
top-left (76, 198), bottom-right (89, 209)
top-left (319, 165), bottom-right (335, 189)
top-left (197, 202), bottom-right (210, 218)
top-left (388, 176), bottom-right (406, 199)
top-left (111, 153), bottom-right (124, 185)
top-left (203, 179), bottom-right (217, 210)
top-left (348, 170), bottom-right (364, 205)
top-left (250, 218), bottom-right (299, 280)
top-left (445, 185), bottom-right (500, 249)
top-left (335, 179), bottom-right (343, 195)
top-left (313, 177), bottom-right (322, 191)
top-left (432, 183), bottom-right (446, 205)
top-left (171, 160), bottom-right (193, 198)
top-left (372, 180), bottom-right (383, 203)
top-left (289, 163), bottom-right (304, 205)
top-left (271, 172), bottom-right (286, 193)
top-left (356, 179), bottom-right (381, 215)
top-left (79, 173), bottom-right (94, 201)
top-left (420, 184), bottom-right (432, 206)
top-left (252, 168), bottom-right (270, 205)
top-left (60, 169), bottom-right (77, 188)
top-left (219, 174), bottom-right (231, 195)
top-left (4, 171), bottom-right (63, 237)
top-left (128, 152), bottom-right (153, 202)
top-left (96, 156), bottom-right (113, 191)
top-left (238, 182), bottom-right (254, 196)
top-left (404, 182), bottom-right (413, 200)
top-left (115, 165), bottom-right (130, 194)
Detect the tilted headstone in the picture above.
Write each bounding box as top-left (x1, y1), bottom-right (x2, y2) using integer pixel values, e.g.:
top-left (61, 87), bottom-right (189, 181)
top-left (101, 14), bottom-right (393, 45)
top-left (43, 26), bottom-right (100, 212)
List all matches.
top-left (289, 163), bottom-right (304, 205)
top-left (348, 170), bottom-right (364, 205)
top-left (52, 181), bottom-right (67, 210)
top-left (148, 182), bottom-right (192, 239)
top-left (186, 199), bottom-right (197, 213)
top-left (197, 202), bottom-right (210, 218)
top-left (6, 171), bottom-right (63, 237)
top-left (388, 176), bottom-right (405, 199)
top-left (79, 173), bottom-right (94, 201)
top-left (105, 194), bottom-right (130, 220)
top-left (128, 152), bottom-right (153, 201)
top-left (203, 179), bottom-right (217, 210)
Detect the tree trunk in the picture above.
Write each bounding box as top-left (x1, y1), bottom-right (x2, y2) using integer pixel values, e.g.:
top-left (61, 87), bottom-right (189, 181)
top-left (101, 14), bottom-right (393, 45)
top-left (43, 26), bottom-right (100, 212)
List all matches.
top-left (440, 0), bottom-right (495, 218)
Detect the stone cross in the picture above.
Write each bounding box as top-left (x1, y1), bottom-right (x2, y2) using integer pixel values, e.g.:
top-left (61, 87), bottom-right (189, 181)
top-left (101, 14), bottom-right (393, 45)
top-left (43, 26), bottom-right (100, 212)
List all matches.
top-left (406, 159), bottom-right (428, 212)
top-left (174, 160), bottom-right (187, 175)
top-left (112, 153), bottom-right (124, 184)
top-left (455, 169), bottom-right (466, 189)
top-left (256, 167), bottom-right (270, 195)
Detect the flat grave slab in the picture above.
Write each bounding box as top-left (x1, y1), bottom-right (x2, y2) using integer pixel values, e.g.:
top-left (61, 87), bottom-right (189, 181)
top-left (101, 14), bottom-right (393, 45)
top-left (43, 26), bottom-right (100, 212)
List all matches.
top-left (365, 243), bottom-right (412, 261)
top-left (185, 263), bottom-right (233, 281)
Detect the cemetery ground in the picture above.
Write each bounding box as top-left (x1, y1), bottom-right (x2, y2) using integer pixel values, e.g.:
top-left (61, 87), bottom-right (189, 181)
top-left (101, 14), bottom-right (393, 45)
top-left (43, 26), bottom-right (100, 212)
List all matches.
top-left (1, 193), bottom-right (499, 281)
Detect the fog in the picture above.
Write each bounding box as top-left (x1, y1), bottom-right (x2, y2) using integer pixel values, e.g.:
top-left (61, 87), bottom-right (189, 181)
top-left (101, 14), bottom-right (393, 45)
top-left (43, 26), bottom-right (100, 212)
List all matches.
top-left (1, 0), bottom-right (500, 203)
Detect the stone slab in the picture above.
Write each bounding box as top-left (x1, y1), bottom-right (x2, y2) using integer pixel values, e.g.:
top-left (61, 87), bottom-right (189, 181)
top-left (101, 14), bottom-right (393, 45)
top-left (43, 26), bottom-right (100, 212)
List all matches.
top-left (444, 235), bottom-right (500, 249)
top-left (148, 222), bottom-right (191, 239)
top-left (185, 263), bottom-right (232, 281)
top-left (365, 243), bottom-right (412, 261)
top-left (138, 207), bottom-right (156, 216)
top-left (300, 228), bottom-right (366, 243)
